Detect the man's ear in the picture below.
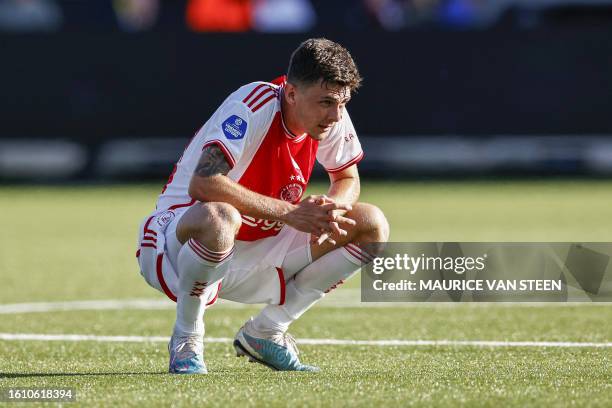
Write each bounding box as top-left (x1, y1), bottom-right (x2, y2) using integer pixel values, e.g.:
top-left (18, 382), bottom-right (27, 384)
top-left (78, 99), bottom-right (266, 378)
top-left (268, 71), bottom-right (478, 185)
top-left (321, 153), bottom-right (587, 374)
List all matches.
top-left (284, 82), bottom-right (298, 105)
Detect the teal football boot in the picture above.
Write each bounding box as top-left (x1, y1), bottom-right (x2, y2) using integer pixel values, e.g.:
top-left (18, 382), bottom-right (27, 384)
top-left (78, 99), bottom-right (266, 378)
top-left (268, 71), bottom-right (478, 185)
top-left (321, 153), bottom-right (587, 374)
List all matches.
top-left (168, 333), bottom-right (208, 374)
top-left (233, 319), bottom-right (319, 372)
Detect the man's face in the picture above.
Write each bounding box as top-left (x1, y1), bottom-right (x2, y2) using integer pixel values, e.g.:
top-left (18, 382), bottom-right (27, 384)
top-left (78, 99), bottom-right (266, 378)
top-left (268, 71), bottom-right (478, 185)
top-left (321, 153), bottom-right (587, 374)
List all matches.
top-left (285, 80), bottom-right (351, 140)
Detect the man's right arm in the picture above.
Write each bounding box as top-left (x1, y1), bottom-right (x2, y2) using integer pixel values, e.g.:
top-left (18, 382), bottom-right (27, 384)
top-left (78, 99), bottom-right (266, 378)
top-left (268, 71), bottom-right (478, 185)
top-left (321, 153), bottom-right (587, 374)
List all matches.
top-left (188, 145), bottom-right (353, 236)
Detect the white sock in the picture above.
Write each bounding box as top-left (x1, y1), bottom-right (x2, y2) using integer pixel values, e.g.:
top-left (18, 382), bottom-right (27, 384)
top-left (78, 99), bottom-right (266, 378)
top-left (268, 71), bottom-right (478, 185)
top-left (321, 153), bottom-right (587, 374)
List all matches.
top-left (252, 243), bottom-right (373, 334)
top-left (174, 238), bottom-right (234, 336)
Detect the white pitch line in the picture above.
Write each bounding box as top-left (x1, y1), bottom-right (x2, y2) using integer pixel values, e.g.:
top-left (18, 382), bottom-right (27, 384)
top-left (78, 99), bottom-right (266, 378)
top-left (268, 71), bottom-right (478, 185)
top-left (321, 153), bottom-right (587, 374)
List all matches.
top-left (0, 299), bottom-right (275, 314)
top-left (297, 339), bottom-right (612, 348)
top-left (0, 297), bottom-right (610, 314)
top-left (0, 333), bottom-right (229, 344)
top-left (1, 333), bottom-right (611, 348)
top-left (0, 299), bottom-right (176, 314)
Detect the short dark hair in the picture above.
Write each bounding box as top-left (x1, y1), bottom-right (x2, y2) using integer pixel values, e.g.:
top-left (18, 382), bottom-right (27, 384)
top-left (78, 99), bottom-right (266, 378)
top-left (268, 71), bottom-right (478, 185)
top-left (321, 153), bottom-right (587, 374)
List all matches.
top-left (287, 38), bottom-right (362, 91)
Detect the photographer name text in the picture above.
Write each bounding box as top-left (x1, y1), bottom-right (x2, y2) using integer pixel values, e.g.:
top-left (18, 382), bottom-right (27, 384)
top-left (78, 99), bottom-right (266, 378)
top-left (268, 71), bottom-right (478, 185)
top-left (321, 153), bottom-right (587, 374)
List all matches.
top-left (372, 279), bottom-right (562, 292)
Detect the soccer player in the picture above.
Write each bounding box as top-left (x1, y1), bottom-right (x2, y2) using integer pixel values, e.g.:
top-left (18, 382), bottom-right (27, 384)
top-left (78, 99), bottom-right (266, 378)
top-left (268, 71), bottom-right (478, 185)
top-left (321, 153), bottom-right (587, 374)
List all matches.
top-left (136, 38), bottom-right (389, 374)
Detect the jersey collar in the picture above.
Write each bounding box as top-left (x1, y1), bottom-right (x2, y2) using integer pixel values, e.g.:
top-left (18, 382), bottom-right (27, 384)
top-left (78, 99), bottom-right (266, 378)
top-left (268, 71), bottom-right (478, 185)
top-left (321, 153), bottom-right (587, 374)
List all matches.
top-left (279, 87), bottom-right (309, 143)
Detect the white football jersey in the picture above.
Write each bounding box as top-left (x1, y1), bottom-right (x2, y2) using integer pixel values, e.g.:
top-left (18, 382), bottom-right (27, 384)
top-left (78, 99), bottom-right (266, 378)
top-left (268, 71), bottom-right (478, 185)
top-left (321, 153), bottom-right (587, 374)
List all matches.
top-left (156, 77), bottom-right (363, 241)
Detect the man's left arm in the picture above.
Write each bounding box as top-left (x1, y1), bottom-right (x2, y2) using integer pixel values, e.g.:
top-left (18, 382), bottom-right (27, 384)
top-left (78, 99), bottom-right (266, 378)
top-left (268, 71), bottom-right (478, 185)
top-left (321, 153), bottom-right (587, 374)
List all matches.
top-left (312, 164), bottom-right (360, 245)
top-left (326, 164), bottom-right (360, 207)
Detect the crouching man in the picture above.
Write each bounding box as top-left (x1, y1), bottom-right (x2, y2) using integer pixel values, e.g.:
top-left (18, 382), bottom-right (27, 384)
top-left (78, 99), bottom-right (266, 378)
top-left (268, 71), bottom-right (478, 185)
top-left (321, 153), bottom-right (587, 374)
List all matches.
top-left (136, 38), bottom-right (389, 373)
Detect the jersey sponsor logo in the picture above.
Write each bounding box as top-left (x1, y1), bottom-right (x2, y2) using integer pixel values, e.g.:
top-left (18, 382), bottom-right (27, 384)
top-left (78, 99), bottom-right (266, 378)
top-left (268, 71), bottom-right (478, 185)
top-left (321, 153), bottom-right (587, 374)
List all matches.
top-left (156, 210), bottom-right (176, 228)
top-left (279, 182), bottom-right (303, 203)
top-left (241, 215), bottom-right (285, 232)
top-left (222, 115), bottom-right (247, 140)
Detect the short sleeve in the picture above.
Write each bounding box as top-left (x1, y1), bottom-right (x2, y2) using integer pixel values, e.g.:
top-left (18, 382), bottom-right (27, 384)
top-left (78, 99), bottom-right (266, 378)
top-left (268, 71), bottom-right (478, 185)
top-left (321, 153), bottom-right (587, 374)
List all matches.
top-left (200, 98), bottom-right (255, 168)
top-left (316, 109), bottom-right (364, 173)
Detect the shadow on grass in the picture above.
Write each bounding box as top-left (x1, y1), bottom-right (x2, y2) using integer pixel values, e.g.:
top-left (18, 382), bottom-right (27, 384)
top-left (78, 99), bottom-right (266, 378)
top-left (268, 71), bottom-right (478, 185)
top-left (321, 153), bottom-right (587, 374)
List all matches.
top-left (0, 371), bottom-right (167, 378)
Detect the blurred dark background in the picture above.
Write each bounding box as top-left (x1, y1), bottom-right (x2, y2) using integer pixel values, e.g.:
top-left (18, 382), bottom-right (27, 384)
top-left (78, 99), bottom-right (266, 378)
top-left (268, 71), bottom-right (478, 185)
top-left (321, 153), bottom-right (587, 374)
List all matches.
top-left (1, 0), bottom-right (612, 180)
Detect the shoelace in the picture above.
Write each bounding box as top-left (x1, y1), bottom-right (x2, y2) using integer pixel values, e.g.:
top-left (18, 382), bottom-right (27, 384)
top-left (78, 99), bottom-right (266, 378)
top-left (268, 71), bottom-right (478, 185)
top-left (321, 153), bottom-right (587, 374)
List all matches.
top-left (174, 336), bottom-right (203, 360)
top-left (271, 332), bottom-right (300, 356)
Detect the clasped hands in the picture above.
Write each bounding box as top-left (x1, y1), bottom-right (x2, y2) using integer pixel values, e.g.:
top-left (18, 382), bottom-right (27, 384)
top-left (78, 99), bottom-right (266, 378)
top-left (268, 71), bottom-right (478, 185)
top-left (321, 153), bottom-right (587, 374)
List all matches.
top-left (284, 195), bottom-right (356, 246)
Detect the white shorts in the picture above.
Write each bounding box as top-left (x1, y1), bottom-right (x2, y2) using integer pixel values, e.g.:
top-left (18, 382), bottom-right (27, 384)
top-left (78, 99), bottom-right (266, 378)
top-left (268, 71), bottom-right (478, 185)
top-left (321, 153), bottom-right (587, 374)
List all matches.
top-left (136, 207), bottom-right (309, 307)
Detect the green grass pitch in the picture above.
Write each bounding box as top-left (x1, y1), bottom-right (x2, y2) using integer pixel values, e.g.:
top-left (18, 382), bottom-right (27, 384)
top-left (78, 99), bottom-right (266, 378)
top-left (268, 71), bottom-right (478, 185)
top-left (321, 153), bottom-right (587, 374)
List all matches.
top-left (1, 181), bottom-right (611, 407)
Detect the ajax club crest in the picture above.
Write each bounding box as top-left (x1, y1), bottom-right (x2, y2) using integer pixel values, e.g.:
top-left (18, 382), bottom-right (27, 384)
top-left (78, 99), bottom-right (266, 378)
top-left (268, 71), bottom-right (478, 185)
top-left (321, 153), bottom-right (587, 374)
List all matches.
top-left (280, 183), bottom-right (303, 203)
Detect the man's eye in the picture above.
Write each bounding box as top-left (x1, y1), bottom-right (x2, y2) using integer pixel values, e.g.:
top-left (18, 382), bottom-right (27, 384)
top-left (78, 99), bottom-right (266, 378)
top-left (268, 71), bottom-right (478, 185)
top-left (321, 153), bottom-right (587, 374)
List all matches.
top-left (320, 101), bottom-right (332, 107)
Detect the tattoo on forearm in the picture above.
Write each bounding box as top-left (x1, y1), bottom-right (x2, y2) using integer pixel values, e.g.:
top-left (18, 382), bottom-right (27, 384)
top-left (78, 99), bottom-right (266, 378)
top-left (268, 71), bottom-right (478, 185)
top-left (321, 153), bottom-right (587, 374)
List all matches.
top-left (194, 145), bottom-right (231, 177)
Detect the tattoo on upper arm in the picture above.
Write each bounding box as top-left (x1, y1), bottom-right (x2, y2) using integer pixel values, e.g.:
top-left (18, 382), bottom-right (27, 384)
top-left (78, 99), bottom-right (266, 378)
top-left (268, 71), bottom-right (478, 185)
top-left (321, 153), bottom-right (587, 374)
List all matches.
top-left (194, 145), bottom-right (231, 177)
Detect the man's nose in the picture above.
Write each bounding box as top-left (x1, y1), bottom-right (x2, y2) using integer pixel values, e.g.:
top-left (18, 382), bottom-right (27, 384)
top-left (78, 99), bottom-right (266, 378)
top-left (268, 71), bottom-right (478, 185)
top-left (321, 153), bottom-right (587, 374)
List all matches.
top-left (328, 106), bottom-right (342, 122)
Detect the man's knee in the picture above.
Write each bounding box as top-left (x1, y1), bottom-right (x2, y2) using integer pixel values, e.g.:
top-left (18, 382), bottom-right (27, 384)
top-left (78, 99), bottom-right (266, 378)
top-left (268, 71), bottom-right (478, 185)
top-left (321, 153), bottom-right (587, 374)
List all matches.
top-left (205, 202), bottom-right (242, 232)
top-left (349, 203), bottom-right (390, 243)
top-left (177, 202), bottom-right (242, 246)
